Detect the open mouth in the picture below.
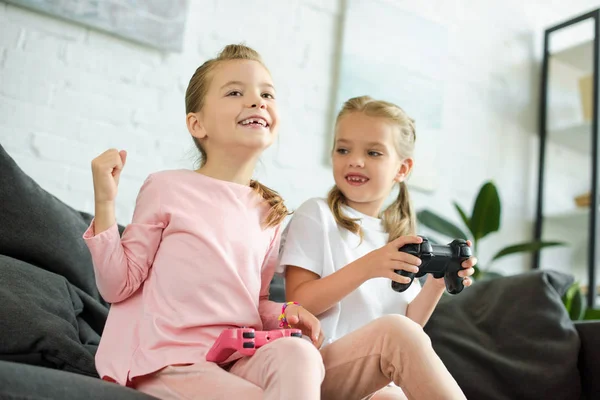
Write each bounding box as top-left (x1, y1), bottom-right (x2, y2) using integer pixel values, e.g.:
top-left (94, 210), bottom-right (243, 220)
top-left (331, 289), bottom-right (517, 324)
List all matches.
top-left (239, 117), bottom-right (269, 128)
top-left (345, 174), bottom-right (369, 185)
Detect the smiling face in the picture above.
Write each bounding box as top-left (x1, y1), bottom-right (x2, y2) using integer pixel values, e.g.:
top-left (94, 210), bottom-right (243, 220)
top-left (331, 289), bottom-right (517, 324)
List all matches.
top-left (332, 111), bottom-right (413, 216)
top-left (187, 59), bottom-right (279, 158)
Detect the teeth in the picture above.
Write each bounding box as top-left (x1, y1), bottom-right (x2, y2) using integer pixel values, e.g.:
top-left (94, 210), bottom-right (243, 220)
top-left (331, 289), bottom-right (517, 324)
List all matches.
top-left (240, 118), bottom-right (267, 127)
top-left (347, 176), bottom-right (367, 182)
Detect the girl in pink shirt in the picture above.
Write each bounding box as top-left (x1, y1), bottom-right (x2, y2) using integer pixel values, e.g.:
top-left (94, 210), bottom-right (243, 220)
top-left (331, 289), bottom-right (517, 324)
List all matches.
top-left (83, 44), bottom-right (325, 400)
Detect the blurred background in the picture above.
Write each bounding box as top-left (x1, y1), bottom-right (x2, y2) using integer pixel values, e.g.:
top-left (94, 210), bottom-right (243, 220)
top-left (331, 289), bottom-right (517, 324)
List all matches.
top-left (1, 0), bottom-right (599, 292)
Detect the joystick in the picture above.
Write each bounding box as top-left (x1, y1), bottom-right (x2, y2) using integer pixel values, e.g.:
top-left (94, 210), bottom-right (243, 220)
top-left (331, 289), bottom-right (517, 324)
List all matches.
top-left (392, 236), bottom-right (471, 294)
top-left (206, 327), bottom-right (303, 363)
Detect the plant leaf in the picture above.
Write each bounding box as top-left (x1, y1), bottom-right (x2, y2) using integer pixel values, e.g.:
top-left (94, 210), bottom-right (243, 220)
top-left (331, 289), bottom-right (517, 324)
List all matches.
top-left (416, 210), bottom-right (469, 240)
top-left (454, 202), bottom-right (471, 233)
top-left (490, 241), bottom-right (565, 261)
top-left (470, 181), bottom-right (501, 241)
top-left (562, 283), bottom-right (577, 314)
top-left (584, 308), bottom-right (600, 320)
top-left (565, 283), bottom-right (585, 321)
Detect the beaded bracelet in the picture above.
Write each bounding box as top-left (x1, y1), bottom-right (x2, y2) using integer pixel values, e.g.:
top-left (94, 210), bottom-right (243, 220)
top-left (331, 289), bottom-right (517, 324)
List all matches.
top-left (278, 301), bottom-right (299, 328)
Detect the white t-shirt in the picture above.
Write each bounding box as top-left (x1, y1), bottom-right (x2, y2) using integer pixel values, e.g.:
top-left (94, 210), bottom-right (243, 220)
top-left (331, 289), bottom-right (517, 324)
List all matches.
top-left (277, 197), bottom-right (421, 346)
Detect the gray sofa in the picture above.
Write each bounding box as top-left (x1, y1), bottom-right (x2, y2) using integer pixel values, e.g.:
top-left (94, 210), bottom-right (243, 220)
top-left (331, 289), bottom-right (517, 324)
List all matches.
top-left (1, 142), bottom-right (598, 400)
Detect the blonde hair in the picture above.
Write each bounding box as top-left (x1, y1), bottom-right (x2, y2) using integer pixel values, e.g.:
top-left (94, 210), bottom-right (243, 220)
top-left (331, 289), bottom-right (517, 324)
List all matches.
top-left (327, 95), bottom-right (417, 242)
top-left (184, 44), bottom-right (288, 228)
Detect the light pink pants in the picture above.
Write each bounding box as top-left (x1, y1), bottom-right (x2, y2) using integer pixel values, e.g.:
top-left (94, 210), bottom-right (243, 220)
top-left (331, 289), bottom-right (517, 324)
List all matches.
top-left (133, 315), bottom-right (465, 400)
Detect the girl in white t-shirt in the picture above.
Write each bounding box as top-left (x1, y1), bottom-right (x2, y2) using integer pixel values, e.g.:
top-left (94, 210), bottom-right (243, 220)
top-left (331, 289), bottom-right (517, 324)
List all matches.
top-left (278, 95), bottom-right (477, 400)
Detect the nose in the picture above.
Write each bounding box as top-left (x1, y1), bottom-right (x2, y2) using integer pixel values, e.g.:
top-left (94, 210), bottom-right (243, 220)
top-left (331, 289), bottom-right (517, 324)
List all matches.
top-left (248, 92), bottom-right (267, 109)
top-left (348, 155), bottom-right (364, 168)
top-left (250, 100), bottom-right (267, 109)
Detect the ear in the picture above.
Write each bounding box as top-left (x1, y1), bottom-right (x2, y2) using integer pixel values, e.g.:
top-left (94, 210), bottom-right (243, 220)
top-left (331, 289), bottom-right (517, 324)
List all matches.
top-left (186, 112), bottom-right (207, 140)
top-left (394, 157), bottom-right (414, 183)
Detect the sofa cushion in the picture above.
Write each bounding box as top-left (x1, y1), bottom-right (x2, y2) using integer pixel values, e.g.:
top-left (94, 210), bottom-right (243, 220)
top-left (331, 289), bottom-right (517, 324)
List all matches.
top-left (0, 143), bottom-right (106, 304)
top-left (0, 254), bottom-right (105, 377)
top-left (425, 270), bottom-right (581, 400)
top-left (0, 360), bottom-right (157, 400)
top-left (269, 274), bottom-right (286, 303)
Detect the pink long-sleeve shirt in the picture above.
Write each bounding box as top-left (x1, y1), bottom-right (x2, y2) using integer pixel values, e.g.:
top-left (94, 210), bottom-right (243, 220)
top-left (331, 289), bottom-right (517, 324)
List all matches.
top-left (83, 169), bottom-right (283, 386)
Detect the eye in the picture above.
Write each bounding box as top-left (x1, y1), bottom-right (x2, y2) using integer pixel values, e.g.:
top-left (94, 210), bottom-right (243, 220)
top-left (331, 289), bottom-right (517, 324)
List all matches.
top-left (226, 90), bottom-right (242, 96)
top-left (262, 92), bottom-right (275, 99)
top-left (336, 148), bottom-right (349, 155)
top-left (368, 151), bottom-right (383, 157)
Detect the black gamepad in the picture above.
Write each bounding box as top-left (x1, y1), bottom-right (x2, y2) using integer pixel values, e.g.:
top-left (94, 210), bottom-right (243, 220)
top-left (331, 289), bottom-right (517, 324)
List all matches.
top-left (391, 236), bottom-right (471, 294)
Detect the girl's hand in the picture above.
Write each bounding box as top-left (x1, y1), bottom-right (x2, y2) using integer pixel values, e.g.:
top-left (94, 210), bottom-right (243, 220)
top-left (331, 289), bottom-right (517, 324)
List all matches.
top-left (428, 240), bottom-right (477, 289)
top-left (91, 149), bottom-right (127, 204)
top-left (354, 235), bottom-right (423, 284)
top-left (284, 304), bottom-right (325, 349)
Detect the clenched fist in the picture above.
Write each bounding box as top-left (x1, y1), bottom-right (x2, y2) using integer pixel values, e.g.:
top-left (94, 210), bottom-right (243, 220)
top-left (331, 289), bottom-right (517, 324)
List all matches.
top-left (91, 149), bottom-right (127, 204)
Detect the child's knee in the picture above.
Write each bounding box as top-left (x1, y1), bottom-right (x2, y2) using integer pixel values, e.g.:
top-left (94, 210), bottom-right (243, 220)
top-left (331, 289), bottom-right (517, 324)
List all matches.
top-left (269, 337), bottom-right (325, 373)
top-left (375, 314), bottom-right (431, 346)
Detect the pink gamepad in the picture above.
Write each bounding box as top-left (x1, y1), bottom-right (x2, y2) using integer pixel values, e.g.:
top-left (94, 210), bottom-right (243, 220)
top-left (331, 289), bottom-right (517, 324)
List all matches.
top-left (206, 327), bottom-right (303, 363)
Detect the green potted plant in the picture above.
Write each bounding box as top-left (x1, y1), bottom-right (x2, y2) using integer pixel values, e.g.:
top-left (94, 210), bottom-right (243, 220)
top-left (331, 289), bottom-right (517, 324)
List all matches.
top-left (416, 180), bottom-right (564, 280)
top-left (562, 282), bottom-right (600, 321)
top-left (415, 180), bottom-right (600, 320)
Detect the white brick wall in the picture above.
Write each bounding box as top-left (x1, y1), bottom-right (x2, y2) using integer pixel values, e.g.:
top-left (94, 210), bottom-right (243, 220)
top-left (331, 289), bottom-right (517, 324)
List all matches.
top-left (1, 0), bottom-right (599, 277)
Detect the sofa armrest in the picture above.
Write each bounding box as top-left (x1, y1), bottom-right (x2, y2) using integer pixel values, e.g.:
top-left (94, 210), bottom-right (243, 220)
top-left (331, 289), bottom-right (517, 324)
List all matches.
top-left (575, 320), bottom-right (600, 400)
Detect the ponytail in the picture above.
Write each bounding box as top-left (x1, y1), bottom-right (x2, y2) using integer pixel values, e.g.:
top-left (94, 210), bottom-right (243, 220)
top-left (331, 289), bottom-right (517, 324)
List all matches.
top-left (250, 180), bottom-right (290, 228)
top-left (382, 181), bottom-right (416, 241)
top-left (326, 181), bottom-right (415, 242)
top-left (326, 185), bottom-right (362, 240)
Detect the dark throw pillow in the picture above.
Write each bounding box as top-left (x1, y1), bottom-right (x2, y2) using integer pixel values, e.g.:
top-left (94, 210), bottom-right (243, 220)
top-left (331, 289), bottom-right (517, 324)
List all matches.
top-left (0, 143), bottom-right (105, 304)
top-left (425, 270), bottom-right (581, 400)
top-left (0, 255), bottom-right (103, 376)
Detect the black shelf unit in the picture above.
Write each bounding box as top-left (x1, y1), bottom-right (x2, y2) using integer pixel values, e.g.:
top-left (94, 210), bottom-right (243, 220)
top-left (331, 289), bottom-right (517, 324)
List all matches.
top-left (533, 9), bottom-right (600, 309)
